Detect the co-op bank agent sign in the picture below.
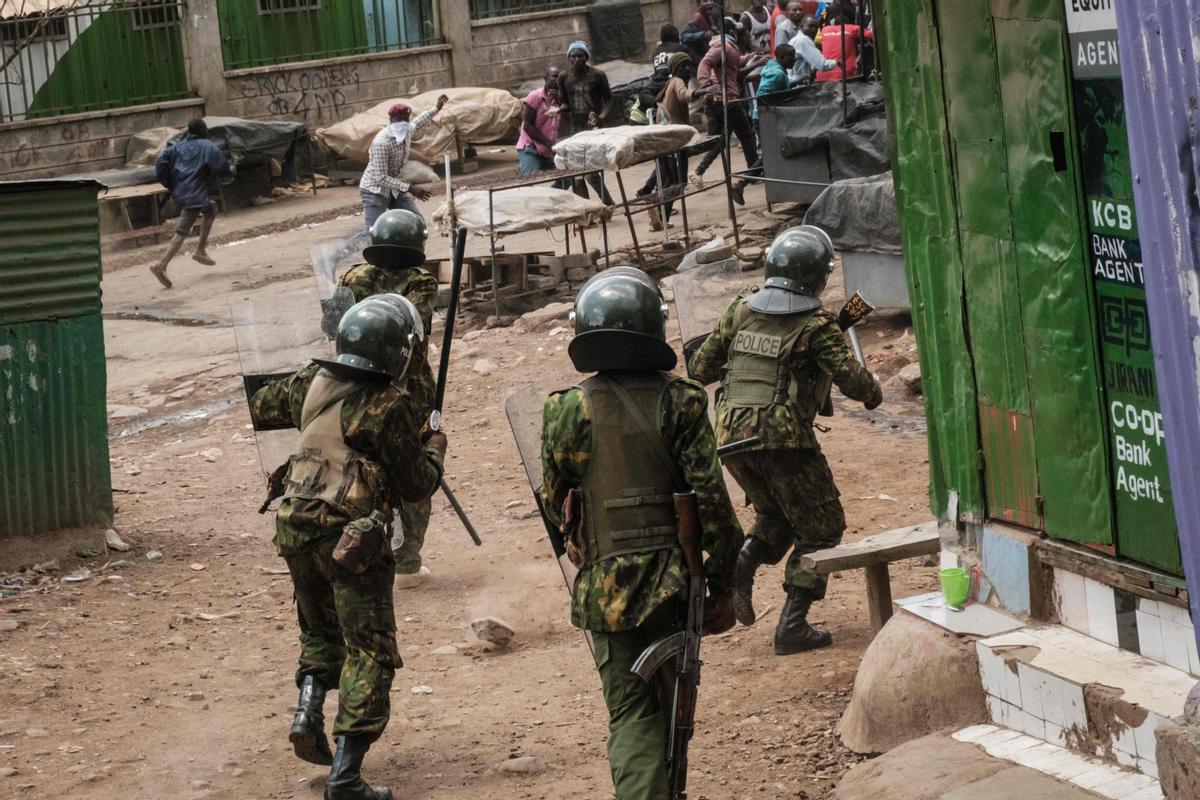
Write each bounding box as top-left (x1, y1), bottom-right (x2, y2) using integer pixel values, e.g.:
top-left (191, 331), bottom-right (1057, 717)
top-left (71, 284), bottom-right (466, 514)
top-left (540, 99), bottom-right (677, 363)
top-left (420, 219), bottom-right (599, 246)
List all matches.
top-left (1066, 0), bottom-right (1119, 79)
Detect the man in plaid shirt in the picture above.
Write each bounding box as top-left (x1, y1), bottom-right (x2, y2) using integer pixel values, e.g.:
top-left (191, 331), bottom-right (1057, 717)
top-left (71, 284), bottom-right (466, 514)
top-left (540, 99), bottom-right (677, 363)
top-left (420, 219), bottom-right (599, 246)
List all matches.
top-left (360, 95), bottom-right (448, 228)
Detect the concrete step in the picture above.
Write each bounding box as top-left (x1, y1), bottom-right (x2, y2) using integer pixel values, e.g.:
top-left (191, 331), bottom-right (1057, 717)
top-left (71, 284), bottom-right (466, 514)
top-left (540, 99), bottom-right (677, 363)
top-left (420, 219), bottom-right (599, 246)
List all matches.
top-left (833, 730), bottom-right (1130, 799)
top-left (953, 724), bottom-right (1163, 800)
top-left (976, 624), bottom-right (1193, 778)
top-left (895, 592), bottom-right (1194, 782)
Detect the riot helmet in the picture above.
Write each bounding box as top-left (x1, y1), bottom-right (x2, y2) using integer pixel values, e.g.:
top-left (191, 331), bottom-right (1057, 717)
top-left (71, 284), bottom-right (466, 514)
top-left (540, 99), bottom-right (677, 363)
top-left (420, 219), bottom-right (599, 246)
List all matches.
top-left (358, 292), bottom-right (427, 343)
top-left (315, 296), bottom-right (419, 381)
top-left (568, 267), bottom-right (676, 373)
top-left (747, 225), bottom-right (836, 315)
top-left (363, 209), bottom-right (428, 269)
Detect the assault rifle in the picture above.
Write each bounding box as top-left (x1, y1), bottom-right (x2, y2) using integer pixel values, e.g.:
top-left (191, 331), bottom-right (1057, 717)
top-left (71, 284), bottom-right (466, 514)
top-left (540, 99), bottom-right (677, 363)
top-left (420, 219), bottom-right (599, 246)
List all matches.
top-left (632, 490), bottom-right (705, 799)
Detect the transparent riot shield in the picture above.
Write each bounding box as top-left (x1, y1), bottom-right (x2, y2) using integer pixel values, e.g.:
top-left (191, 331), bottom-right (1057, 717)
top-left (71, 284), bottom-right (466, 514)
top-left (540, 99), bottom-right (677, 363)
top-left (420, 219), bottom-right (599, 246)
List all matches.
top-left (504, 385), bottom-right (575, 583)
top-left (312, 229), bottom-right (371, 339)
top-left (670, 256), bottom-right (760, 355)
top-left (504, 385), bottom-right (593, 652)
top-left (230, 283), bottom-right (332, 486)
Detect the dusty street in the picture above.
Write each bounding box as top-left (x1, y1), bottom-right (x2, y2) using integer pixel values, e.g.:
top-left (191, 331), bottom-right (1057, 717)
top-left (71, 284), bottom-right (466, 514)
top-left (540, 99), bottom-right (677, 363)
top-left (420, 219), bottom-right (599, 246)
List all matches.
top-left (0, 159), bottom-right (933, 799)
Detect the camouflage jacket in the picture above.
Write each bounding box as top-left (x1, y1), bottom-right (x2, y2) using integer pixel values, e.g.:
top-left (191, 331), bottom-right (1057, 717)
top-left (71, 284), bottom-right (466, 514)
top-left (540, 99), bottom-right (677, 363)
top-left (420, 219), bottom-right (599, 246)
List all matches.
top-left (250, 364), bottom-right (444, 554)
top-left (687, 295), bottom-right (881, 453)
top-left (540, 372), bottom-right (743, 633)
top-left (339, 263), bottom-right (438, 414)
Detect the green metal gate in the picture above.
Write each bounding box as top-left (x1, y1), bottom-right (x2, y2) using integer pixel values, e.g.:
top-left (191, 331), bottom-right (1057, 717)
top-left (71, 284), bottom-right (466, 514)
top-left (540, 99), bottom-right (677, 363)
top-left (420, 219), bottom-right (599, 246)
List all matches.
top-left (0, 181), bottom-right (112, 537)
top-left (879, 0), bottom-right (1114, 548)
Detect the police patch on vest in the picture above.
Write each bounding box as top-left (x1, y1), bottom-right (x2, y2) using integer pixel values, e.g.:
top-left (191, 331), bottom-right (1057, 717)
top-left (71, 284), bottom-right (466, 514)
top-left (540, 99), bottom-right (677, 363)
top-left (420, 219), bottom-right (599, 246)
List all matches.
top-left (732, 330), bottom-right (783, 358)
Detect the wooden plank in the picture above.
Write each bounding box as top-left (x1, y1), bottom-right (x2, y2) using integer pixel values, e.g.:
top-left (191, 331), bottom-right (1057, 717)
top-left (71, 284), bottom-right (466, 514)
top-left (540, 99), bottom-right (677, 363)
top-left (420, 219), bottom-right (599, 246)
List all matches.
top-left (99, 184), bottom-right (169, 201)
top-left (864, 563), bottom-right (893, 633)
top-left (1034, 537), bottom-right (1189, 610)
top-left (801, 521), bottom-right (939, 575)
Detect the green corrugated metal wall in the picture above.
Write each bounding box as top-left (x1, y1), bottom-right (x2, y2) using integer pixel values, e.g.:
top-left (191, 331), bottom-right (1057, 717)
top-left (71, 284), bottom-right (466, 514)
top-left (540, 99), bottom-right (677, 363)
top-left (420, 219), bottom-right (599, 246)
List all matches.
top-left (26, 6), bottom-right (190, 119)
top-left (875, 0), bottom-right (984, 521)
top-left (217, 1), bottom-right (370, 69)
top-left (876, 0), bottom-right (1114, 545)
top-left (0, 183), bottom-right (112, 537)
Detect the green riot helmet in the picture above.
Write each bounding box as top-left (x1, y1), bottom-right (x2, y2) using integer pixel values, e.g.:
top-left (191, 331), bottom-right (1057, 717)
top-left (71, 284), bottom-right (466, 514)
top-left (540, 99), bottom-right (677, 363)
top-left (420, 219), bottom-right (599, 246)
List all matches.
top-left (568, 266), bottom-right (676, 373)
top-left (747, 224), bottom-right (836, 315)
top-left (314, 296), bottom-right (418, 381)
top-left (358, 292), bottom-right (427, 344)
top-left (363, 209), bottom-right (428, 269)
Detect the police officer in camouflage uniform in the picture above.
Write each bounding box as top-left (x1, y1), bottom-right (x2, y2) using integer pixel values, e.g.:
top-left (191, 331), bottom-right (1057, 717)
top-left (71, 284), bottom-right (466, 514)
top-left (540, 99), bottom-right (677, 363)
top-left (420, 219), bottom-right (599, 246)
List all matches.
top-left (338, 210), bottom-right (439, 582)
top-left (251, 296), bottom-right (447, 800)
top-left (541, 267), bottom-right (742, 800)
top-left (687, 226), bottom-right (881, 655)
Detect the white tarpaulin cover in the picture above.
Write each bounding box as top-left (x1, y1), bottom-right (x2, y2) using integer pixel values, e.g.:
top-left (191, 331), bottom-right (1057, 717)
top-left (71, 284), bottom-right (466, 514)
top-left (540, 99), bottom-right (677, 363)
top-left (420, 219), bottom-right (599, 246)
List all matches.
top-left (432, 187), bottom-right (611, 236)
top-left (552, 125), bottom-right (698, 172)
top-left (315, 87), bottom-right (521, 165)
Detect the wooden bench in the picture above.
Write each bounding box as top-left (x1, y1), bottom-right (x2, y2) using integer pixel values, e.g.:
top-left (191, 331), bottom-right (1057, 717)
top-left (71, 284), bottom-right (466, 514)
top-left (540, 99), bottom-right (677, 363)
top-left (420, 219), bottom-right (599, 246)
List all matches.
top-left (100, 183), bottom-right (171, 231)
top-left (801, 521), bottom-right (940, 633)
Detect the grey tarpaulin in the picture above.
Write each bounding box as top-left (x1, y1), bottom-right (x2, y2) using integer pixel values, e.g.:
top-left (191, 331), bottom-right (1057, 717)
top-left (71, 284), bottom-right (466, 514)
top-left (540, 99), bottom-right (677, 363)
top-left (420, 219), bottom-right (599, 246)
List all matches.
top-left (803, 172), bottom-right (901, 255)
top-left (587, 1), bottom-right (645, 63)
top-left (773, 82), bottom-right (889, 179)
top-left (170, 117), bottom-right (312, 181)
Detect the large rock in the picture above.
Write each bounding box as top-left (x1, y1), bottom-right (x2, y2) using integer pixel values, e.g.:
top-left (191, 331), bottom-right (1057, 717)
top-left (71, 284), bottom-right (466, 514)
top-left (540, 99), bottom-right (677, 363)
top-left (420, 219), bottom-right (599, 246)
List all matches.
top-left (832, 734), bottom-right (1099, 800)
top-left (470, 617), bottom-right (515, 647)
top-left (515, 302), bottom-right (573, 332)
top-left (1158, 685), bottom-right (1200, 800)
top-left (838, 611), bottom-right (988, 754)
top-left (898, 362), bottom-right (922, 396)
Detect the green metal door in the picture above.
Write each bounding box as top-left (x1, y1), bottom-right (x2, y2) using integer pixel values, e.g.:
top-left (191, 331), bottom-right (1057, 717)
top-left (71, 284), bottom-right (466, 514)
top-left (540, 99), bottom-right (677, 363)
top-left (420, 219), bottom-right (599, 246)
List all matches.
top-left (934, 0), bottom-right (1041, 528)
top-left (991, 2), bottom-right (1112, 547)
top-left (930, 0), bottom-right (1113, 545)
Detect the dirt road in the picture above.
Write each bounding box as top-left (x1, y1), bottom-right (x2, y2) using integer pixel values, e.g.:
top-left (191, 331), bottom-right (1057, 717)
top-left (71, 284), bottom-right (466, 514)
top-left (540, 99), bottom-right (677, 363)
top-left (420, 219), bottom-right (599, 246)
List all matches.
top-left (0, 162), bottom-right (933, 799)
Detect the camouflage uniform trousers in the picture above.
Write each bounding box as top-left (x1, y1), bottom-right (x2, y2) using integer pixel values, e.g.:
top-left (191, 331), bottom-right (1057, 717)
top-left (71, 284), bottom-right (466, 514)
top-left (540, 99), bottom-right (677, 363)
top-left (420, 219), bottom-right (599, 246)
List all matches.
top-left (285, 536), bottom-right (401, 742)
top-left (723, 447), bottom-right (846, 597)
top-left (394, 360), bottom-right (435, 574)
top-left (590, 597), bottom-right (680, 800)
top-left (393, 496), bottom-right (431, 573)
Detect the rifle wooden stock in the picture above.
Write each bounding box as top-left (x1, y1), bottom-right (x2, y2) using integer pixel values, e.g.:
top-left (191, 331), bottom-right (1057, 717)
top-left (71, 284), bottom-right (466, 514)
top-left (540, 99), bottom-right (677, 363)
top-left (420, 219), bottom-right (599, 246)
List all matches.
top-left (673, 491), bottom-right (704, 577)
top-left (670, 490), bottom-right (704, 799)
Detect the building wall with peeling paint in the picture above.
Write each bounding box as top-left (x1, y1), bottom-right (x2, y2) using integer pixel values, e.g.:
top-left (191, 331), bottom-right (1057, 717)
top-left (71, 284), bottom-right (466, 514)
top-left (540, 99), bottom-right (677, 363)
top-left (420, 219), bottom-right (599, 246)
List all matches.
top-left (0, 180), bottom-right (112, 537)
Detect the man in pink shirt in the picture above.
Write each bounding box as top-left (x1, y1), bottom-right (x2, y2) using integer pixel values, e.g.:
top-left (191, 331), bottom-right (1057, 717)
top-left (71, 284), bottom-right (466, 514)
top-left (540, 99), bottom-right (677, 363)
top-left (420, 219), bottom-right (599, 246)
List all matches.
top-left (517, 66), bottom-right (563, 176)
top-left (694, 22), bottom-right (762, 196)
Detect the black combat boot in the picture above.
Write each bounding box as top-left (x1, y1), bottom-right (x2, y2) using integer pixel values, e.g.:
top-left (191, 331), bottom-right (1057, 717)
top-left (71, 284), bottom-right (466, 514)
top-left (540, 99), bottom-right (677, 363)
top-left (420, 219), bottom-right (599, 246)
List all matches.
top-left (773, 587), bottom-right (833, 655)
top-left (290, 675), bottom-right (333, 765)
top-left (324, 735), bottom-right (393, 800)
top-left (733, 537), bottom-right (774, 625)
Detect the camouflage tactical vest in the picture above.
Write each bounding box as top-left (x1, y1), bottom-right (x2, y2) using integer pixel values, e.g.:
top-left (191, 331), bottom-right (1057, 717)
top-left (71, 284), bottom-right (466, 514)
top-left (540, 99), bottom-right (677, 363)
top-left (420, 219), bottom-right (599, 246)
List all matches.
top-left (280, 371), bottom-right (377, 519)
top-left (719, 303), bottom-right (832, 431)
top-left (579, 373), bottom-right (680, 564)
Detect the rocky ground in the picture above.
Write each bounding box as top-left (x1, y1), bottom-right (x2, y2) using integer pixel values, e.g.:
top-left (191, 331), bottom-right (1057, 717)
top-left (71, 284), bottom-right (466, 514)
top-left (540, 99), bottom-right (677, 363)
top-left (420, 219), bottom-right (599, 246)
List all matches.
top-left (0, 153), bottom-right (933, 799)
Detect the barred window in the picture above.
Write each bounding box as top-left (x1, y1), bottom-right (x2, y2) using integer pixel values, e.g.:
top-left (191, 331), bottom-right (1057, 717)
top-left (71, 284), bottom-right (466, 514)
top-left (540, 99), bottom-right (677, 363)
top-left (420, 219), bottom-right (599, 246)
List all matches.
top-left (129, 1), bottom-right (182, 30)
top-left (258, 0), bottom-right (322, 13)
top-left (0, 13), bottom-right (68, 44)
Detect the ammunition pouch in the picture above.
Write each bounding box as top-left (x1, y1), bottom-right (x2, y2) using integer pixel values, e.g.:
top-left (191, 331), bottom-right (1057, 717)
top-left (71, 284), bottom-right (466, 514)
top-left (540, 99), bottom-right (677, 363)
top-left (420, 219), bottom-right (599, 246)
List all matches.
top-left (333, 510), bottom-right (391, 574)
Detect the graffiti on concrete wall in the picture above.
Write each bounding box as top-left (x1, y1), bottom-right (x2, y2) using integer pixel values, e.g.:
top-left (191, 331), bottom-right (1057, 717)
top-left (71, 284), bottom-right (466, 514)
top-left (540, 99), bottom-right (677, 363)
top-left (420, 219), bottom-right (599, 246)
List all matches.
top-left (236, 65), bottom-right (361, 120)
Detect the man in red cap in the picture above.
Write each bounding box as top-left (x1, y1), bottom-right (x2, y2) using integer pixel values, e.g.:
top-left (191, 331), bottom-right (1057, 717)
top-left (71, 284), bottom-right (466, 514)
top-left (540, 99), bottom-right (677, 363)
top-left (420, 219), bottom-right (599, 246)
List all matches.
top-left (360, 94), bottom-right (448, 228)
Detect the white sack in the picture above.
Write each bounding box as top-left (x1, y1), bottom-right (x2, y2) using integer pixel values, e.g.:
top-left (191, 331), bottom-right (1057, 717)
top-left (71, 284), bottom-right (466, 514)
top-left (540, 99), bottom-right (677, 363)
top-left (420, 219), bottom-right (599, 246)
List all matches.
top-left (552, 125), bottom-right (699, 172)
top-left (315, 87), bottom-right (522, 165)
top-left (432, 187), bottom-right (611, 236)
top-left (125, 126), bottom-right (180, 166)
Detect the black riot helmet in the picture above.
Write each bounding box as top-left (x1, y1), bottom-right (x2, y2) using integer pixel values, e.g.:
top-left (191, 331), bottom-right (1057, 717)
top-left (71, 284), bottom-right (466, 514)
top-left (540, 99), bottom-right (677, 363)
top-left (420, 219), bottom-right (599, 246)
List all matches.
top-left (747, 225), bottom-right (836, 315)
top-left (315, 296), bottom-right (419, 381)
top-left (363, 209), bottom-right (428, 269)
top-left (568, 267), bottom-right (676, 373)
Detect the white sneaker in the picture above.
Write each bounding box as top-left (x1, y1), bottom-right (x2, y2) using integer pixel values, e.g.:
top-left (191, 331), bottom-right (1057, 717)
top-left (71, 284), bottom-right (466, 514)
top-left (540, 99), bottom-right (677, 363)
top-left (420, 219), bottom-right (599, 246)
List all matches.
top-left (394, 565), bottom-right (431, 589)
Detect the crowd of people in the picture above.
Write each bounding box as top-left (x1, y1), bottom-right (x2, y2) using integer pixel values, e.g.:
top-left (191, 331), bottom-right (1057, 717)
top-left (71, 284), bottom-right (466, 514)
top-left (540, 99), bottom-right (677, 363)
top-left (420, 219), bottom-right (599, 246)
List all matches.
top-left (511, 0), bottom-right (873, 224)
